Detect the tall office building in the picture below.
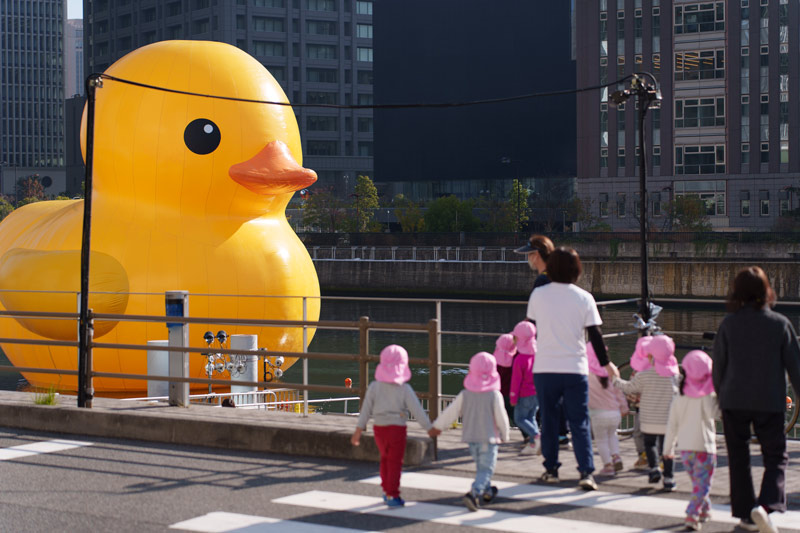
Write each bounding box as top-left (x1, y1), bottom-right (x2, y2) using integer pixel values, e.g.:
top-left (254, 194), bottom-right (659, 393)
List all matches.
top-left (374, 0), bottom-right (577, 202)
top-left (83, 0), bottom-right (373, 195)
top-left (0, 0), bottom-right (67, 197)
top-left (576, 0), bottom-right (799, 231)
top-left (64, 19), bottom-right (84, 98)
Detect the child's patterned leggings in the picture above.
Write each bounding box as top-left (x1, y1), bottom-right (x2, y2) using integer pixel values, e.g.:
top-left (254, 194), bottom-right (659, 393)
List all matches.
top-left (680, 451), bottom-right (716, 517)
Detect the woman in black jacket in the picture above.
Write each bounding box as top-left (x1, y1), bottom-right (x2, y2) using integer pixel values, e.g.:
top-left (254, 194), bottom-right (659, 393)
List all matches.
top-left (713, 266), bottom-right (800, 532)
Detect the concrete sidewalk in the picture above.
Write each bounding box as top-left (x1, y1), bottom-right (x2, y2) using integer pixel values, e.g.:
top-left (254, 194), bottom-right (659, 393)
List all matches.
top-left (0, 390), bottom-right (797, 507)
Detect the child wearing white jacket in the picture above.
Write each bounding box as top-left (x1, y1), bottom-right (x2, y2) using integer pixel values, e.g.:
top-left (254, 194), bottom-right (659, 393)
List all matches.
top-left (664, 350), bottom-right (720, 531)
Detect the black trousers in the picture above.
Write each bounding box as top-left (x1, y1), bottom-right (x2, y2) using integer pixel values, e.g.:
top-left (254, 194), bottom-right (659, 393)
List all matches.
top-left (721, 409), bottom-right (788, 518)
top-left (643, 432), bottom-right (674, 477)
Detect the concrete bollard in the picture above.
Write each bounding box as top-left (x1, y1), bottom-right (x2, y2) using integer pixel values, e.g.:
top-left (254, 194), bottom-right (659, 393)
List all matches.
top-left (229, 334), bottom-right (258, 405)
top-left (165, 290), bottom-right (190, 407)
top-left (146, 340), bottom-right (169, 398)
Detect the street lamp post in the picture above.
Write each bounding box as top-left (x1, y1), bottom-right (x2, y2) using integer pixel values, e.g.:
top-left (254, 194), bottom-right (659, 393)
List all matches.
top-left (610, 73), bottom-right (661, 325)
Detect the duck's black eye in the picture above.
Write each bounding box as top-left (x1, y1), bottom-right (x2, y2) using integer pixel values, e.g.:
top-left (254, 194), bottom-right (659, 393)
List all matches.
top-left (184, 118), bottom-right (221, 155)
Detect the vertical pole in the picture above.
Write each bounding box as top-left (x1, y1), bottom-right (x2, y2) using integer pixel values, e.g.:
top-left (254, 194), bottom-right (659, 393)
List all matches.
top-left (85, 311), bottom-right (94, 408)
top-left (428, 318), bottom-right (440, 460)
top-left (638, 95), bottom-right (651, 325)
top-left (357, 316), bottom-right (369, 410)
top-left (166, 290), bottom-right (190, 407)
top-left (435, 300), bottom-right (442, 418)
top-left (78, 74), bottom-right (102, 408)
top-left (302, 297), bottom-right (309, 417)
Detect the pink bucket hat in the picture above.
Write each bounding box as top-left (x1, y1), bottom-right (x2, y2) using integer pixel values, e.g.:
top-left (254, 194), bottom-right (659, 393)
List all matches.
top-left (630, 336), bottom-right (652, 372)
top-left (463, 351), bottom-right (501, 393)
top-left (374, 344), bottom-right (412, 385)
top-left (587, 342), bottom-right (608, 377)
top-left (512, 321), bottom-right (536, 355)
top-left (647, 335), bottom-right (679, 377)
top-left (681, 350), bottom-right (714, 398)
top-left (493, 333), bottom-right (517, 368)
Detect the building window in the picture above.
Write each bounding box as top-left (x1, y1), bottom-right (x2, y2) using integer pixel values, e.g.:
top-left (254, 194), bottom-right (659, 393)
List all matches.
top-left (253, 41), bottom-right (285, 57)
top-left (653, 145), bottom-right (661, 166)
top-left (254, 17), bottom-right (285, 32)
top-left (192, 18), bottom-right (210, 34)
top-left (761, 142), bottom-right (769, 163)
top-left (306, 116), bottom-right (338, 131)
top-left (674, 1), bottom-right (725, 34)
top-left (307, 91), bottom-right (338, 105)
top-left (357, 93), bottom-right (373, 105)
top-left (674, 180), bottom-right (727, 215)
top-left (253, 0), bottom-right (284, 6)
top-left (356, 24), bottom-right (373, 39)
top-left (616, 193), bottom-right (626, 217)
top-left (741, 142), bottom-right (750, 164)
top-left (759, 190), bottom-right (769, 216)
top-left (307, 0), bottom-right (336, 11)
top-left (356, 47), bottom-right (373, 62)
top-left (675, 145), bottom-right (725, 174)
top-left (651, 191), bottom-right (664, 216)
top-left (357, 117), bottom-right (373, 132)
top-left (356, 1), bottom-right (372, 15)
top-left (779, 189), bottom-right (790, 215)
top-left (118, 14), bottom-right (132, 28)
top-left (307, 140), bottom-right (339, 156)
top-left (307, 44), bottom-right (337, 59)
top-left (740, 190), bottom-right (751, 216)
top-left (617, 147), bottom-right (626, 168)
top-left (674, 49), bottom-right (725, 81)
top-left (167, 1), bottom-right (181, 16)
top-left (675, 97), bottom-right (725, 128)
top-left (306, 67), bottom-right (337, 83)
top-left (306, 20), bottom-right (336, 35)
top-left (357, 70), bottom-right (373, 84)
top-left (358, 142), bottom-right (374, 156)
top-left (599, 193), bottom-right (609, 218)
top-left (600, 148), bottom-right (608, 168)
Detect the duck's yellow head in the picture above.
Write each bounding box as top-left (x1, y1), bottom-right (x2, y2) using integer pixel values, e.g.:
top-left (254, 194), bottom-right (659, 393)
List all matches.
top-left (80, 40), bottom-right (316, 216)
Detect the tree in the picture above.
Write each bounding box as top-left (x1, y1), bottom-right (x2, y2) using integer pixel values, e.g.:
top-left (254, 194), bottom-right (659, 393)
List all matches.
top-left (0, 197), bottom-right (14, 221)
top-left (508, 179), bottom-right (530, 232)
top-left (567, 197), bottom-right (610, 232)
top-left (423, 195), bottom-right (481, 232)
top-left (668, 196), bottom-right (712, 231)
top-left (301, 187), bottom-right (347, 232)
top-left (350, 174), bottom-right (379, 232)
top-left (528, 177), bottom-right (573, 231)
top-left (393, 195), bottom-right (425, 232)
top-left (475, 195), bottom-right (516, 232)
top-left (16, 175), bottom-right (45, 206)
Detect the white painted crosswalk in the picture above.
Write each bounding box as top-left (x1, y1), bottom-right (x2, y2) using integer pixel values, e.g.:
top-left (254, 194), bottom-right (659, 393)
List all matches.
top-left (169, 471), bottom-right (800, 533)
top-left (0, 438), bottom-right (93, 461)
top-left (170, 512), bottom-right (374, 533)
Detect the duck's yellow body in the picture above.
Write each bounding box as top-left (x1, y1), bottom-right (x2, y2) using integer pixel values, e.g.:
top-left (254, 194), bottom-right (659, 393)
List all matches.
top-left (0, 41), bottom-right (320, 393)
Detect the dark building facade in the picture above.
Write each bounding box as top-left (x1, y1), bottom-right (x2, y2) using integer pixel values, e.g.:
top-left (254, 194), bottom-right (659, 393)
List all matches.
top-left (83, 0), bottom-right (373, 196)
top-left (373, 0), bottom-right (577, 201)
top-left (576, 0), bottom-right (800, 231)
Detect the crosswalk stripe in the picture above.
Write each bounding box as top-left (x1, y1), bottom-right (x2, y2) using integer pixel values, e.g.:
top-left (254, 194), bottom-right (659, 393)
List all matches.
top-left (169, 511), bottom-right (374, 533)
top-left (273, 490), bottom-right (665, 533)
top-left (0, 439), bottom-right (93, 461)
top-left (360, 472), bottom-right (800, 531)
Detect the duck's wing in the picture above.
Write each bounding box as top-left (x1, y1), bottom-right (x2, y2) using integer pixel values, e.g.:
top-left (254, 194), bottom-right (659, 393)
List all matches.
top-left (0, 249), bottom-right (129, 340)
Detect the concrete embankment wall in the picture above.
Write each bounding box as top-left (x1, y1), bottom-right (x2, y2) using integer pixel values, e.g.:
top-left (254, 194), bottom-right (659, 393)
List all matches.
top-left (311, 241), bottom-right (800, 300)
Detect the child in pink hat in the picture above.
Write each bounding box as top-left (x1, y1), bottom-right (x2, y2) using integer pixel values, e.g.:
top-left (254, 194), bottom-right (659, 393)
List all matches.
top-left (508, 321), bottom-right (540, 456)
top-left (663, 350), bottom-right (719, 531)
top-left (613, 334), bottom-right (680, 491)
top-left (430, 352), bottom-right (510, 512)
top-left (352, 345), bottom-right (434, 508)
top-left (587, 343), bottom-right (629, 476)
top-left (493, 333), bottom-right (522, 441)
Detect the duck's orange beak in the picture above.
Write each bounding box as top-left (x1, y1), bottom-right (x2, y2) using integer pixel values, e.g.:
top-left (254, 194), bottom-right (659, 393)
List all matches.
top-left (229, 140), bottom-right (317, 195)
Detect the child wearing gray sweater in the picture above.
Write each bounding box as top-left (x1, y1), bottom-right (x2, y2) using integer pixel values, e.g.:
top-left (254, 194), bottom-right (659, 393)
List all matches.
top-left (430, 352), bottom-right (510, 512)
top-left (351, 345), bottom-right (433, 508)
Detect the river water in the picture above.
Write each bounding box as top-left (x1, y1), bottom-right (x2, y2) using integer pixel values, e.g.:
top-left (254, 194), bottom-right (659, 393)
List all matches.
top-left (2, 298), bottom-right (799, 405)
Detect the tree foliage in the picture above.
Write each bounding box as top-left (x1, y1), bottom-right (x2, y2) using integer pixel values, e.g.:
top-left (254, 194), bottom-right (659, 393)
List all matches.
top-left (0, 197), bottom-right (14, 221)
top-left (508, 179), bottom-right (530, 232)
top-left (393, 194), bottom-right (425, 232)
top-left (350, 174), bottom-right (380, 232)
top-left (423, 195), bottom-right (481, 232)
top-left (669, 195), bottom-right (712, 231)
top-left (16, 175), bottom-right (45, 205)
top-left (301, 187), bottom-right (347, 232)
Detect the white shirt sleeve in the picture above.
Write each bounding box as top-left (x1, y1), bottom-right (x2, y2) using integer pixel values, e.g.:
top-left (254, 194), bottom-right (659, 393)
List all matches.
top-left (584, 293), bottom-right (602, 327)
top-left (526, 289), bottom-right (537, 321)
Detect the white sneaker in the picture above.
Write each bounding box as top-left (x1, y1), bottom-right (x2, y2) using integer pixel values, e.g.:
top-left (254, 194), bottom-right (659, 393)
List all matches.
top-left (520, 443), bottom-right (538, 455)
top-left (750, 506), bottom-right (778, 533)
top-left (530, 437), bottom-right (541, 455)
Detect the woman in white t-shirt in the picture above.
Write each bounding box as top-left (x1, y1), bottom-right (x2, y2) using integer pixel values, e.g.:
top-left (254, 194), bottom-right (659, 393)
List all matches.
top-left (527, 247), bottom-right (619, 491)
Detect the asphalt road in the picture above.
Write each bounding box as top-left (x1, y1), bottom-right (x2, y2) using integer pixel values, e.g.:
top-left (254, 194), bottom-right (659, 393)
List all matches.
top-left (0, 428), bottom-right (798, 533)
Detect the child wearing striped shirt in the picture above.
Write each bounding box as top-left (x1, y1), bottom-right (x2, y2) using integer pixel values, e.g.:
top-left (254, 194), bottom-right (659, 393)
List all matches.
top-left (612, 335), bottom-right (679, 491)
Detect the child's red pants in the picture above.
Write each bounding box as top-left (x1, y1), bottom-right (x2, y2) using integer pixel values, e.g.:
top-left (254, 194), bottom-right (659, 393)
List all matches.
top-left (373, 425), bottom-right (407, 498)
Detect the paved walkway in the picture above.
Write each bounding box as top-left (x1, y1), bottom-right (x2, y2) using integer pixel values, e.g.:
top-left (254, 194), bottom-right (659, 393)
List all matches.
top-left (0, 390), bottom-right (797, 509)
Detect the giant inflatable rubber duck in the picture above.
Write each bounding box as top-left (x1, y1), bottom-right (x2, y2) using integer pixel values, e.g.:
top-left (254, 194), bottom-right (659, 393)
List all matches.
top-left (0, 40), bottom-right (320, 393)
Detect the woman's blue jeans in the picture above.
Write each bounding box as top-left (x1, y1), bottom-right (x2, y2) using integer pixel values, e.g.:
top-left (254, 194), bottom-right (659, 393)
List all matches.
top-left (514, 394), bottom-right (540, 439)
top-left (468, 442), bottom-right (499, 496)
top-left (533, 372), bottom-right (594, 475)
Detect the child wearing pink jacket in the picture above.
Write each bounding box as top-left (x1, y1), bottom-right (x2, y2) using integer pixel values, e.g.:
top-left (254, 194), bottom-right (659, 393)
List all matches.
top-left (509, 321), bottom-right (540, 455)
top-left (587, 343), bottom-right (629, 476)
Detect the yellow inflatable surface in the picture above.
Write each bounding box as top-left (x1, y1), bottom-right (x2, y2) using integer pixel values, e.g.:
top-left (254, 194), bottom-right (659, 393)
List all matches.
top-left (0, 40), bottom-right (320, 393)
